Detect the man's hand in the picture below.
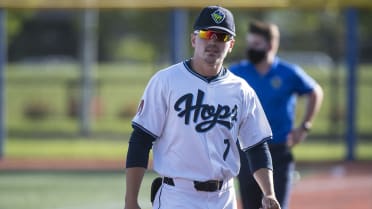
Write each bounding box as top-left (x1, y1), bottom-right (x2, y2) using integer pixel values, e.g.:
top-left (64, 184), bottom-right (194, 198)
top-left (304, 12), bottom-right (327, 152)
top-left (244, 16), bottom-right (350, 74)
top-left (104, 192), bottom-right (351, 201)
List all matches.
top-left (287, 127), bottom-right (308, 148)
top-left (260, 195), bottom-right (281, 209)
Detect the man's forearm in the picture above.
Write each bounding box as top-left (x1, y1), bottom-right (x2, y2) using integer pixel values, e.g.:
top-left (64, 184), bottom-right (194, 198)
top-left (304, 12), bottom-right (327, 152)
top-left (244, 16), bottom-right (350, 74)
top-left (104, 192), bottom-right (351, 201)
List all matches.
top-left (253, 168), bottom-right (275, 196)
top-left (125, 167), bottom-right (146, 208)
top-left (303, 84), bottom-right (323, 125)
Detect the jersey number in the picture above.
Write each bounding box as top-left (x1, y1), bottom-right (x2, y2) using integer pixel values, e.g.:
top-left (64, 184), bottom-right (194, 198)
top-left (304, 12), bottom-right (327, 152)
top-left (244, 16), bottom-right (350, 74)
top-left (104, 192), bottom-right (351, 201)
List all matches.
top-left (223, 139), bottom-right (230, 161)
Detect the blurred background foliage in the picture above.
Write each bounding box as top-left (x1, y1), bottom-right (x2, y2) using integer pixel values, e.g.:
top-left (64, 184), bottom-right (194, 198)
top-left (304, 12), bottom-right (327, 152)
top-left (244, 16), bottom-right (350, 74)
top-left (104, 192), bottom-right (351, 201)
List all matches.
top-left (5, 9), bottom-right (372, 63)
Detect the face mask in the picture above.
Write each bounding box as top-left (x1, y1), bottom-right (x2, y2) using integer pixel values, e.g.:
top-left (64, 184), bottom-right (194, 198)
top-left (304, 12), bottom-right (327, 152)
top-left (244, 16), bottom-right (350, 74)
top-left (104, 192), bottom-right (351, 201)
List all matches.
top-left (246, 48), bottom-right (267, 64)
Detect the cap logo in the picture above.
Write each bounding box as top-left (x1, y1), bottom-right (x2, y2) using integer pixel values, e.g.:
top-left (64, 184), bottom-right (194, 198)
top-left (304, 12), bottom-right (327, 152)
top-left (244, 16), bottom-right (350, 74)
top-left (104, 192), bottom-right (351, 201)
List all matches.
top-left (211, 9), bottom-right (225, 24)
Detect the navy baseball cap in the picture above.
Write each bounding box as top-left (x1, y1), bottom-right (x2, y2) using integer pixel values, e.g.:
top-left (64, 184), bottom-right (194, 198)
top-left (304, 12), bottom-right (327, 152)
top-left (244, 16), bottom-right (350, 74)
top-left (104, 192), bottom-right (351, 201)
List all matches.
top-left (193, 6), bottom-right (236, 36)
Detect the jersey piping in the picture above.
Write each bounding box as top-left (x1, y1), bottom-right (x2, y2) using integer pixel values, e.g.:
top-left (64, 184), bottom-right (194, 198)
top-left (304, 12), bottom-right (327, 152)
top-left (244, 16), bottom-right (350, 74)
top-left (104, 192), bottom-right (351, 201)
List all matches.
top-left (132, 121), bottom-right (159, 139)
top-left (241, 136), bottom-right (272, 151)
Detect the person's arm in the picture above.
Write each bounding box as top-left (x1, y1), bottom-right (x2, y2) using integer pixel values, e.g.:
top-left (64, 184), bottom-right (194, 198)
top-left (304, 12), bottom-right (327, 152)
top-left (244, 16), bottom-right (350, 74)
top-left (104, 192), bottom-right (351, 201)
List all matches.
top-left (124, 127), bottom-right (156, 209)
top-left (244, 142), bottom-right (281, 209)
top-left (301, 84), bottom-right (324, 129)
top-left (287, 84), bottom-right (323, 147)
top-left (253, 168), bottom-right (280, 209)
top-left (125, 167), bottom-right (146, 209)
top-left (253, 168), bottom-right (274, 196)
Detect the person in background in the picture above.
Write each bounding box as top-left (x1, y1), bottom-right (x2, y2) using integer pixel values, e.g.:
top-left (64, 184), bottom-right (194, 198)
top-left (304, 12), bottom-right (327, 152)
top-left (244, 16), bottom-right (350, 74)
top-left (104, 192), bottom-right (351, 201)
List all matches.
top-left (229, 20), bottom-right (323, 209)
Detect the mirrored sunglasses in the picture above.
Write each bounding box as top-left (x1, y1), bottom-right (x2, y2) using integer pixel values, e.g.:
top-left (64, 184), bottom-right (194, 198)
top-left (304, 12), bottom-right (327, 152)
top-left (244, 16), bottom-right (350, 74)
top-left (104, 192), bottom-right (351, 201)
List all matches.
top-left (196, 30), bottom-right (233, 42)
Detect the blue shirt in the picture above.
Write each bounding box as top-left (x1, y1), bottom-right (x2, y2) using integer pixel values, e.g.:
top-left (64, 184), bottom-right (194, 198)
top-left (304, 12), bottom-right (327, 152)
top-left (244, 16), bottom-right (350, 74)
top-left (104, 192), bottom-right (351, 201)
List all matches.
top-left (229, 57), bottom-right (316, 144)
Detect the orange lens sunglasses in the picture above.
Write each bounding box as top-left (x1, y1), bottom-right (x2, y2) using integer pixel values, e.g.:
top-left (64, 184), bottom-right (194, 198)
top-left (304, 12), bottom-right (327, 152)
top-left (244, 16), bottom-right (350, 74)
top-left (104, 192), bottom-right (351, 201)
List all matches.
top-left (196, 30), bottom-right (232, 42)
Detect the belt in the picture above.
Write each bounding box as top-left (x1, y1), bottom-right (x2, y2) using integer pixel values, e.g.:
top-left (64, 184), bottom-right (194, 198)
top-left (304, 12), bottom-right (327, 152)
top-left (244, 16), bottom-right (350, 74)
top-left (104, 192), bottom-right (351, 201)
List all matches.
top-left (163, 177), bottom-right (223, 192)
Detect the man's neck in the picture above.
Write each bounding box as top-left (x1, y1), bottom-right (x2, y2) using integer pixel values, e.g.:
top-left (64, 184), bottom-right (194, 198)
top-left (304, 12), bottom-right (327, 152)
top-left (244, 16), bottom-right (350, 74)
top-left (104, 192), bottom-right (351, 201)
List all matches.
top-left (254, 55), bottom-right (275, 75)
top-left (190, 58), bottom-right (222, 77)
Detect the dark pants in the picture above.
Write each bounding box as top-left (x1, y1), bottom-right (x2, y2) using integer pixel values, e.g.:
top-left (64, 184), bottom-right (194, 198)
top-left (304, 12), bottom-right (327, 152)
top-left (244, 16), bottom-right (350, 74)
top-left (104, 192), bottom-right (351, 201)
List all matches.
top-left (238, 144), bottom-right (294, 209)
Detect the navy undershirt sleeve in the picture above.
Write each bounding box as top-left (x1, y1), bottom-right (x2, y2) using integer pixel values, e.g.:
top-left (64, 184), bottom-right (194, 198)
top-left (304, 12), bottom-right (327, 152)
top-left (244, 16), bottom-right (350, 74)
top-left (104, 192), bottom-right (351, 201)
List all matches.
top-left (125, 125), bottom-right (156, 168)
top-left (244, 141), bottom-right (273, 174)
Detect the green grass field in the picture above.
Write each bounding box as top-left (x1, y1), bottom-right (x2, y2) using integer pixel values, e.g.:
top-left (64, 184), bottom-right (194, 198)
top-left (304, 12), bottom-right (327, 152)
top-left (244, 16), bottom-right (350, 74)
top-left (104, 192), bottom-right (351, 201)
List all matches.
top-left (0, 171), bottom-right (156, 209)
top-left (5, 138), bottom-right (372, 161)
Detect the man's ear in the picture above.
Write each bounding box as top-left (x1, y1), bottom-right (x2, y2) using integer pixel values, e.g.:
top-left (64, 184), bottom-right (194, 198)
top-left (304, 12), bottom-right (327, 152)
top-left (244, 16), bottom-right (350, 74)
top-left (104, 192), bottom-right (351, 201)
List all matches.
top-left (191, 33), bottom-right (196, 48)
top-left (228, 39), bottom-right (235, 53)
top-left (270, 40), bottom-right (279, 54)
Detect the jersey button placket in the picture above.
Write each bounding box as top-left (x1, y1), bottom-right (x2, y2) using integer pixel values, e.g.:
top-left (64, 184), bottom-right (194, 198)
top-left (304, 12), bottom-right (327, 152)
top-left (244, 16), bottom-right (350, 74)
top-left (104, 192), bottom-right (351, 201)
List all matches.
top-left (205, 84), bottom-right (217, 179)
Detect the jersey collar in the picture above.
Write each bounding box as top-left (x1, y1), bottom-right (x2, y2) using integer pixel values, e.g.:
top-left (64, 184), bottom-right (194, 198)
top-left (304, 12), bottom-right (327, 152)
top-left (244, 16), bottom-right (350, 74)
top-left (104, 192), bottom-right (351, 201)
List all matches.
top-left (183, 59), bottom-right (228, 83)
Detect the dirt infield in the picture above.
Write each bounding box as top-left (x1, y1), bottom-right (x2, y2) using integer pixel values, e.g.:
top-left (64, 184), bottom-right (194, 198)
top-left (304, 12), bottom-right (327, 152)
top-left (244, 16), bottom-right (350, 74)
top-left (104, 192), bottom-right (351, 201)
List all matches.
top-left (235, 161), bottom-right (372, 209)
top-left (288, 161), bottom-right (372, 209)
top-left (1, 159), bottom-right (371, 209)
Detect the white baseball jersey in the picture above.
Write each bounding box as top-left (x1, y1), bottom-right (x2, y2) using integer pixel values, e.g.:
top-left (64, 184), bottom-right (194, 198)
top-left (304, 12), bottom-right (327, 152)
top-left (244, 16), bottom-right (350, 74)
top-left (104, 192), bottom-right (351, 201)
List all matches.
top-left (132, 60), bottom-right (272, 181)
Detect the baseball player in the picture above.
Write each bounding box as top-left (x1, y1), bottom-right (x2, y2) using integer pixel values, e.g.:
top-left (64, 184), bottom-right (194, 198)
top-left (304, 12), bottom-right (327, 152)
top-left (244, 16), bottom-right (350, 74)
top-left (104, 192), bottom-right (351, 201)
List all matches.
top-left (230, 20), bottom-right (323, 209)
top-left (124, 6), bottom-right (281, 209)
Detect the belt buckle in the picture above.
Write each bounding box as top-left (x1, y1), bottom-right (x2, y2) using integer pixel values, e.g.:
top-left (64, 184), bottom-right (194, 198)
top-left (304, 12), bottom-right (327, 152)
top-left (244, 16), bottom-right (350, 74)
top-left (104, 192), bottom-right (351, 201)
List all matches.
top-left (209, 180), bottom-right (220, 190)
